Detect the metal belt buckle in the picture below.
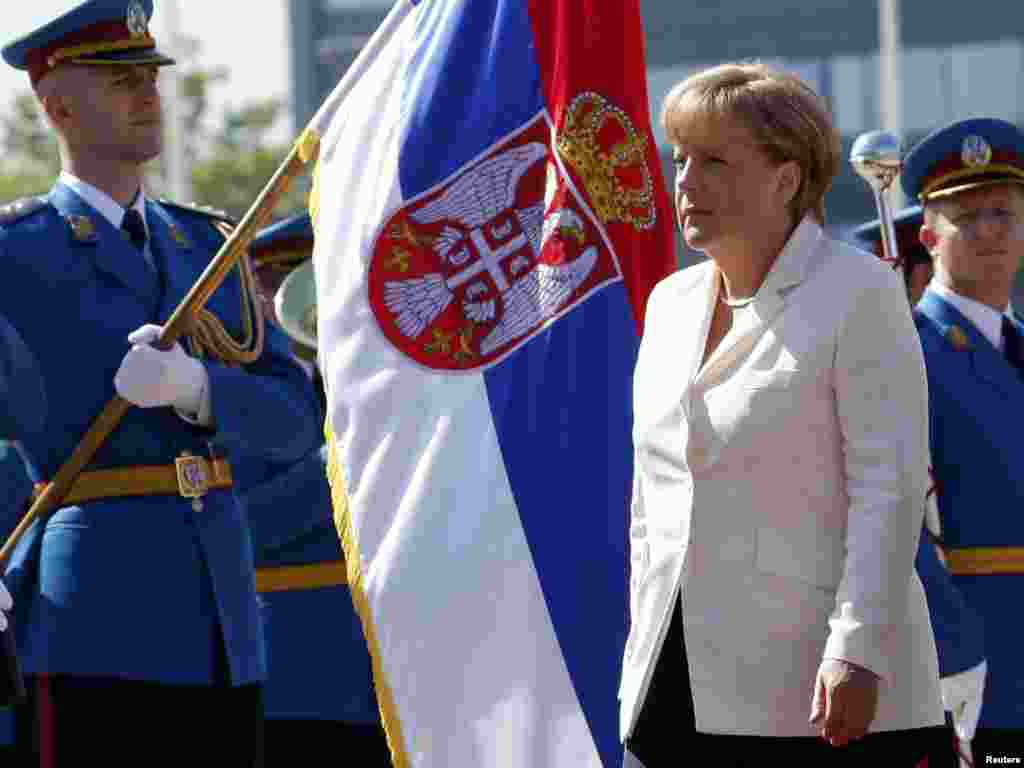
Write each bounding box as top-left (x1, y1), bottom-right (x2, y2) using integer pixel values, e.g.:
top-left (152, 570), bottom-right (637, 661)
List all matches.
top-left (175, 451), bottom-right (210, 512)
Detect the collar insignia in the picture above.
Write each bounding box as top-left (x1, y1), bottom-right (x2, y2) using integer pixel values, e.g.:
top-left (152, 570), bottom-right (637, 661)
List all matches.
top-left (66, 214), bottom-right (96, 243)
top-left (945, 325), bottom-right (972, 351)
top-left (169, 224), bottom-right (192, 249)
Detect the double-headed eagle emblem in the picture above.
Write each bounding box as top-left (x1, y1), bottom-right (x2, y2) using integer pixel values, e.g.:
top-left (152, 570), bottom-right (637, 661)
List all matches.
top-left (382, 141), bottom-right (599, 362)
top-left (368, 93), bottom-right (656, 371)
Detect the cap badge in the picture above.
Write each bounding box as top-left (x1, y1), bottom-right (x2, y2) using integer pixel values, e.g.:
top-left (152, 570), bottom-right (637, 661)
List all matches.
top-left (126, 2), bottom-right (148, 38)
top-left (961, 134), bottom-right (992, 169)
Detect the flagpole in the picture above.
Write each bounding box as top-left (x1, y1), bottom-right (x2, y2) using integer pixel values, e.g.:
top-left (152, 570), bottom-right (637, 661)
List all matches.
top-left (878, 0), bottom-right (904, 204)
top-left (0, 1), bottom-right (416, 568)
top-left (301, 0), bottom-right (415, 158)
top-left (162, 0), bottom-right (191, 202)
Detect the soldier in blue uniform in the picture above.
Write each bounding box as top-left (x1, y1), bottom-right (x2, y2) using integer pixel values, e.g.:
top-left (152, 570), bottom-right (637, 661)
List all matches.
top-left (242, 214), bottom-right (391, 765)
top-left (0, 313), bottom-right (47, 441)
top-left (853, 208), bottom-right (988, 759)
top-left (0, 314), bottom-right (46, 761)
top-left (902, 118), bottom-right (1024, 761)
top-left (0, 2), bottom-right (320, 765)
top-left (0, 440), bottom-right (36, 763)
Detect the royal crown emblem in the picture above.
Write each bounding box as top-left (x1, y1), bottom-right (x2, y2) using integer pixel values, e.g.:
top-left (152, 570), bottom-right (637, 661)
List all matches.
top-left (961, 134), bottom-right (992, 169)
top-left (556, 91), bottom-right (657, 232)
top-left (367, 110), bottom-right (622, 372)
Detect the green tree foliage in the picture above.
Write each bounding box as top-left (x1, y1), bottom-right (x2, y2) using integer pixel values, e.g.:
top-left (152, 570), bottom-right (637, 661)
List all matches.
top-left (0, 56), bottom-right (309, 221)
top-left (189, 96), bottom-right (309, 221)
top-left (0, 91), bottom-right (59, 201)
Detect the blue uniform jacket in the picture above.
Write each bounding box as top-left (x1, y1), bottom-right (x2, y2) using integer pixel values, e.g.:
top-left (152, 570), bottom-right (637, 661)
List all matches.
top-left (915, 288), bottom-right (1024, 728)
top-left (0, 441), bottom-right (35, 548)
top-left (0, 313), bottom-right (46, 439)
top-left (915, 530), bottom-right (985, 679)
top-left (0, 441), bottom-right (33, 747)
top-left (234, 444), bottom-right (379, 722)
top-left (0, 182), bottom-right (320, 686)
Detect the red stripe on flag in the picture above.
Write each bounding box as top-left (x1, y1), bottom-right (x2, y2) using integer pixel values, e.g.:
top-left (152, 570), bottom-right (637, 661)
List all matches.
top-left (525, 0), bottom-right (677, 335)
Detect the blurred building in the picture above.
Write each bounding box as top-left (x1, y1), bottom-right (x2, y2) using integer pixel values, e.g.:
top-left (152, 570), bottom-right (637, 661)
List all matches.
top-left (289, 0), bottom-right (1024, 271)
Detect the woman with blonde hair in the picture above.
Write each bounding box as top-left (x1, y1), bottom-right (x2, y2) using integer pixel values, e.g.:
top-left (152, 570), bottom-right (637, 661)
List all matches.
top-left (618, 63), bottom-right (949, 766)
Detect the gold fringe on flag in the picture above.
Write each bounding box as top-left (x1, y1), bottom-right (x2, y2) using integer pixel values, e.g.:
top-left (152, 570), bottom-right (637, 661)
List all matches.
top-left (324, 420), bottom-right (411, 768)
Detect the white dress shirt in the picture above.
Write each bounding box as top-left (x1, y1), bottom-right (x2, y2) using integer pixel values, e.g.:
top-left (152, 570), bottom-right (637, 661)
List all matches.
top-left (59, 170), bottom-right (153, 268)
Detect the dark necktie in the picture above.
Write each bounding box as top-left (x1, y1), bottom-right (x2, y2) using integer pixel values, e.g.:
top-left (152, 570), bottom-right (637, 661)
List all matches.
top-left (121, 208), bottom-right (148, 251)
top-left (1002, 315), bottom-right (1023, 372)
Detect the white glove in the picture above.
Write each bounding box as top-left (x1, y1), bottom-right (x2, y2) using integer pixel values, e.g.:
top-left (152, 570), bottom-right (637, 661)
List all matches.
top-left (114, 325), bottom-right (211, 425)
top-left (941, 659), bottom-right (987, 742)
top-left (0, 578), bottom-right (12, 633)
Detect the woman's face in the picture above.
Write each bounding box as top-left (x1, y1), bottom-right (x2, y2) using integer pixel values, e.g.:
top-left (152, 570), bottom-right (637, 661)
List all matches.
top-left (671, 114), bottom-right (794, 254)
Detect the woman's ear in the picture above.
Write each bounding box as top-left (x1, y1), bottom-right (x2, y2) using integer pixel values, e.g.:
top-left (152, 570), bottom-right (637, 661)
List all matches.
top-left (777, 161), bottom-right (802, 207)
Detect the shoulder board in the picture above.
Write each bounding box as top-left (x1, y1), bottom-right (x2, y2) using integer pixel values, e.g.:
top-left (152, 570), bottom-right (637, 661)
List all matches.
top-left (156, 199), bottom-right (236, 225)
top-left (0, 196), bottom-right (49, 226)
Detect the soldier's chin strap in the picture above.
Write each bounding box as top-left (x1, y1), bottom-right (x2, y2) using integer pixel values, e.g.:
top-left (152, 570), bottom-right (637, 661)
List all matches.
top-left (184, 220), bottom-right (265, 367)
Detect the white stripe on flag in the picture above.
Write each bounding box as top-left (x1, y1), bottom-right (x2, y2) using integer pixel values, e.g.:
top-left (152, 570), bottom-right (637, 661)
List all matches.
top-left (312, 5), bottom-right (602, 766)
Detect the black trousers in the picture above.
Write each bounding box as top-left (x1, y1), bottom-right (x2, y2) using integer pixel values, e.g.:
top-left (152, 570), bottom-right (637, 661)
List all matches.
top-left (264, 718), bottom-right (393, 766)
top-left (627, 600), bottom-right (957, 768)
top-left (970, 729), bottom-right (1024, 764)
top-left (14, 674), bottom-right (263, 767)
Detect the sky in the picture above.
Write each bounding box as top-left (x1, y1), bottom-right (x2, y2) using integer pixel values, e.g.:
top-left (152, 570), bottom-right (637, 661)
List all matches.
top-left (0, 1), bottom-right (293, 135)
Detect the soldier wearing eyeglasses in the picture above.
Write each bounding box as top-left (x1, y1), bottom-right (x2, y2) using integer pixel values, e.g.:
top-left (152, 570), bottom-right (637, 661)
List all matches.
top-left (903, 117), bottom-right (1024, 762)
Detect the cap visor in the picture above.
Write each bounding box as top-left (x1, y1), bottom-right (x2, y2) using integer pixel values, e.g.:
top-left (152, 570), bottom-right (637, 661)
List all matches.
top-left (924, 176), bottom-right (1024, 201)
top-left (70, 47), bottom-right (175, 67)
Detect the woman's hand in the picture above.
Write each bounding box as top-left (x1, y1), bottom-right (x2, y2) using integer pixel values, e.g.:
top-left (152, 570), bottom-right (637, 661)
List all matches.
top-left (809, 659), bottom-right (879, 747)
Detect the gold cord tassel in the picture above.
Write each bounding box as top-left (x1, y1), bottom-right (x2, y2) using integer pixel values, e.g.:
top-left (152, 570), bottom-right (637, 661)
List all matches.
top-left (184, 221), bottom-right (265, 366)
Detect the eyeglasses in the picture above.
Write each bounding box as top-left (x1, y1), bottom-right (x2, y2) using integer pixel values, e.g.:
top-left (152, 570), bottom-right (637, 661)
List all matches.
top-left (940, 207), bottom-right (1024, 240)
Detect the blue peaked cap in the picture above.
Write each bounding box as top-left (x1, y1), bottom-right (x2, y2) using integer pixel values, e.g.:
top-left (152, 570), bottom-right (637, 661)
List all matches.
top-left (251, 214), bottom-right (314, 269)
top-left (2, 0), bottom-right (173, 85)
top-left (902, 118), bottom-right (1024, 202)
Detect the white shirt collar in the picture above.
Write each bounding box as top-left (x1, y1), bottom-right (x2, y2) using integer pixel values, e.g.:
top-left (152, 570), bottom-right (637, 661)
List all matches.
top-left (929, 278), bottom-right (1009, 351)
top-left (59, 170), bottom-right (148, 236)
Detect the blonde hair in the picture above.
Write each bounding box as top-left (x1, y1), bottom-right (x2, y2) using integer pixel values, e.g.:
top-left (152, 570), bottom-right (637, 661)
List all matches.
top-left (661, 62), bottom-right (840, 224)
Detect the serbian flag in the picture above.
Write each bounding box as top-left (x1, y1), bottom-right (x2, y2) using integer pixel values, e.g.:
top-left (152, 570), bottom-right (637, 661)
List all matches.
top-left (309, 1), bottom-right (675, 765)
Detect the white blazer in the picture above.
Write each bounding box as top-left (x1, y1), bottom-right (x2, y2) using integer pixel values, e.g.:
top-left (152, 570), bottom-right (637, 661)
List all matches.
top-left (618, 218), bottom-right (944, 739)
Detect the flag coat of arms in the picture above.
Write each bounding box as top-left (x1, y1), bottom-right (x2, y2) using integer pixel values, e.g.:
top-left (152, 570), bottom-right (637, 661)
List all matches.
top-left (310, 1), bottom-right (675, 765)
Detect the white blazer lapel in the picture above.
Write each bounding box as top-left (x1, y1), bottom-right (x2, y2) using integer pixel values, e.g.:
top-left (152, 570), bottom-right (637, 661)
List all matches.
top-left (634, 264), bottom-right (717, 434)
top-left (696, 218), bottom-right (822, 387)
top-left (684, 264), bottom-right (724, 391)
top-left (672, 264), bottom-right (718, 404)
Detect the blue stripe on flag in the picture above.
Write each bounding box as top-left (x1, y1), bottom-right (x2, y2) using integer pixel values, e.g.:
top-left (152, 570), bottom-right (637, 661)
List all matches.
top-left (485, 284), bottom-right (637, 768)
top-left (399, 0), bottom-right (545, 199)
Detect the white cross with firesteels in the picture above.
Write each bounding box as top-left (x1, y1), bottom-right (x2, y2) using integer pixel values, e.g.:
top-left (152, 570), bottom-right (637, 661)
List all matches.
top-left (446, 226), bottom-right (527, 293)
